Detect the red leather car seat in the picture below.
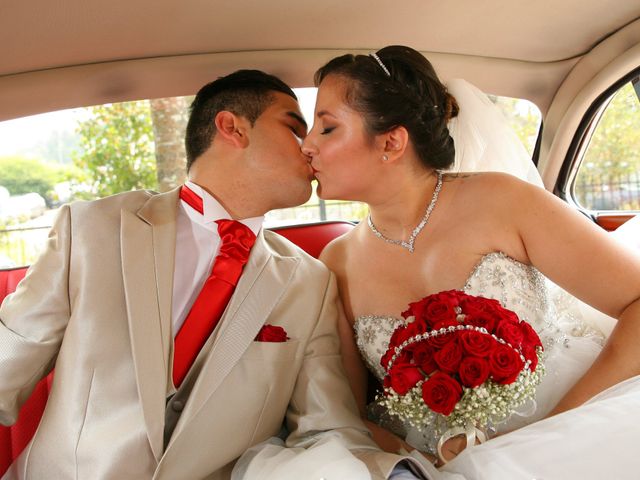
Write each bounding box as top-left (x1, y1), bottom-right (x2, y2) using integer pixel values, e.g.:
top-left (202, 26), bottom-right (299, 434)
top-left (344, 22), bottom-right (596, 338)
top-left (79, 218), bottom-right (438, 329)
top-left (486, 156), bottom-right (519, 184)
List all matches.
top-left (0, 267), bottom-right (54, 476)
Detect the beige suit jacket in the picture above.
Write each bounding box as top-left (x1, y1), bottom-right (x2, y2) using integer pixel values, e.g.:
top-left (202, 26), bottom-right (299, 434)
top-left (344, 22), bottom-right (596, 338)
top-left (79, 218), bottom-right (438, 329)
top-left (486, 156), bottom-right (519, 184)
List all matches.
top-left (0, 188), bottom-right (413, 479)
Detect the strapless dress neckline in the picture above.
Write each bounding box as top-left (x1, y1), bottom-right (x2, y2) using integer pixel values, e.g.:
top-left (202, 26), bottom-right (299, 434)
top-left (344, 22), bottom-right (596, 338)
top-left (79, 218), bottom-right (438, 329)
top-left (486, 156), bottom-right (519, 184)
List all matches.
top-left (354, 252), bottom-right (556, 380)
top-left (355, 251), bottom-right (535, 322)
top-left (353, 251), bottom-right (605, 443)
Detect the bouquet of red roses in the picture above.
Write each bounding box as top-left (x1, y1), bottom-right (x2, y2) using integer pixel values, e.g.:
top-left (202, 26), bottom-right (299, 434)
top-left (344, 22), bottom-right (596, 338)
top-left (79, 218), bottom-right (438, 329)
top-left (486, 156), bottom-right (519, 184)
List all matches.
top-left (379, 290), bottom-right (544, 454)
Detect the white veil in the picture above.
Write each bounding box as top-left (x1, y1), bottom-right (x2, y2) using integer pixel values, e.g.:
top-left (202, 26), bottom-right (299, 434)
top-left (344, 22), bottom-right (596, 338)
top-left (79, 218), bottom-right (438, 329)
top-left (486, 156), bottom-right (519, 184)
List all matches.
top-left (443, 79), bottom-right (620, 337)
top-left (444, 78), bottom-right (544, 188)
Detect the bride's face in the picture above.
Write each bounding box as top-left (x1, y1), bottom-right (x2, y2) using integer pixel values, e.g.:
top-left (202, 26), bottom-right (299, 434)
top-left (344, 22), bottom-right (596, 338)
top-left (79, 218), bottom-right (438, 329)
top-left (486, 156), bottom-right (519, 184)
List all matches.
top-left (301, 75), bottom-right (380, 201)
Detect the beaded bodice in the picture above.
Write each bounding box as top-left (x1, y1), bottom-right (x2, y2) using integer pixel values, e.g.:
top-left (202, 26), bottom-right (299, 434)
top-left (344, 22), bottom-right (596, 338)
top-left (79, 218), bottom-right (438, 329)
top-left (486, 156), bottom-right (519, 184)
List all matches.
top-left (354, 252), bottom-right (596, 383)
top-left (354, 252), bottom-right (607, 451)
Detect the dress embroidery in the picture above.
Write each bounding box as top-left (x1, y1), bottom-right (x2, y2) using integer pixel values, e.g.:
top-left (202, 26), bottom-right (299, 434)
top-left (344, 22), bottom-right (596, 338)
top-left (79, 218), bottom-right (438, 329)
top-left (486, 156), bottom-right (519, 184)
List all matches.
top-left (353, 252), bottom-right (606, 449)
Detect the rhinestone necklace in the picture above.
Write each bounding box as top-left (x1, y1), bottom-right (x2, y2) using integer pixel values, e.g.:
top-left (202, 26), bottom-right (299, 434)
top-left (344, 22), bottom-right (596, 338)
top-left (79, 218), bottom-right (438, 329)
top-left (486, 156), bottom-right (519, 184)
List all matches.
top-left (367, 171), bottom-right (443, 253)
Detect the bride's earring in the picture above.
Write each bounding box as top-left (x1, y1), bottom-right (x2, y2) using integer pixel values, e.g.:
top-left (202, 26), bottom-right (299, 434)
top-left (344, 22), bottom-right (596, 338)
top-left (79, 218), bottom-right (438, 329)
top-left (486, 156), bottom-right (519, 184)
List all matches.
top-left (382, 154), bottom-right (389, 162)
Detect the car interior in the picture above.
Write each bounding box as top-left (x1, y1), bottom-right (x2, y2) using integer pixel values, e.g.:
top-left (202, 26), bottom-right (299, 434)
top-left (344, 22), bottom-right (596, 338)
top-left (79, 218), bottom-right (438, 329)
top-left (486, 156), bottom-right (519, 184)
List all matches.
top-left (1, 0), bottom-right (640, 474)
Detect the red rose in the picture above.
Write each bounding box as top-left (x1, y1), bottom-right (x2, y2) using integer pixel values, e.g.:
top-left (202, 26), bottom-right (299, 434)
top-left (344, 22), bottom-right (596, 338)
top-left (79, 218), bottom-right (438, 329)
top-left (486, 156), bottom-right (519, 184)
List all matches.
top-left (522, 344), bottom-right (540, 371)
top-left (389, 324), bottom-right (413, 347)
top-left (432, 318), bottom-right (459, 331)
top-left (405, 317), bottom-right (430, 338)
top-left (402, 290), bottom-right (460, 328)
top-left (497, 309), bottom-right (520, 324)
top-left (462, 296), bottom-right (503, 333)
top-left (461, 295), bottom-right (498, 310)
top-left (520, 321), bottom-right (543, 349)
top-left (464, 313), bottom-right (496, 333)
top-left (387, 321), bottom-right (432, 366)
top-left (489, 344), bottom-right (525, 384)
top-left (421, 372), bottom-right (462, 416)
top-left (255, 324), bottom-right (288, 342)
top-left (410, 341), bottom-right (437, 375)
top-left (496, 319), bottom-right (524, 347)
top-left (458, 356), bottom-right (491, 388)
top-left (384, 364), bottom-right (424, 395)
top-left (401, 298), bottom-right (429, 321)
top-left (434, 339), bottom-right (463, 374)
top-left (429, 320), bottom-right (459, 348)
top-left (423, 297), bottom-right (458, 326)
top-left (380, 348), bottom-right (411, 372)
top-left (459, 330), bottom-right (496, 357)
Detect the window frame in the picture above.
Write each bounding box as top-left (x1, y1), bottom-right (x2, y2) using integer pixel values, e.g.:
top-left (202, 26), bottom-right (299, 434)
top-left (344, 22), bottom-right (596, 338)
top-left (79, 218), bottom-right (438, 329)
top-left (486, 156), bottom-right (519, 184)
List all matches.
top-left (556, 67), bottom-right (640, 219)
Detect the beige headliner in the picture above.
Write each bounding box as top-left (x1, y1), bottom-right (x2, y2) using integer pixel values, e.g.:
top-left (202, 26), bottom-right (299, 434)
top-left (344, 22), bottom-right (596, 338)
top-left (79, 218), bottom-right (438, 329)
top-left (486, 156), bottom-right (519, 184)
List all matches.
top-left (1, 1), bottom-right (640, 185)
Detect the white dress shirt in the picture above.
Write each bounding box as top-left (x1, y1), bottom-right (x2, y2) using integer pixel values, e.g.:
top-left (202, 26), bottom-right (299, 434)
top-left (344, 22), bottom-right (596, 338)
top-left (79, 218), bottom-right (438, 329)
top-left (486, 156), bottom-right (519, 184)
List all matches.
top-left (171, 181), bottom-right (264, 336)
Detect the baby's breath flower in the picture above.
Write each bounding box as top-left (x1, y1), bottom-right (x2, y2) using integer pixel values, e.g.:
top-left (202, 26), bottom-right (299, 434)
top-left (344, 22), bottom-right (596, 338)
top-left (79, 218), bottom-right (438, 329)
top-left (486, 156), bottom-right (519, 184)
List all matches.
top-left (379, 348), bottom-right (544, 441)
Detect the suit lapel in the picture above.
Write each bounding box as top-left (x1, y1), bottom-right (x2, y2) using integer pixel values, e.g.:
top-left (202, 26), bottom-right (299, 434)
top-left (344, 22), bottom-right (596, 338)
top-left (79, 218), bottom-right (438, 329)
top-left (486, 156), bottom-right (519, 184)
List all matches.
top-left (121, 187), bottom-right (179, 461)
top-left (166, 231), bottom-right (299, 448)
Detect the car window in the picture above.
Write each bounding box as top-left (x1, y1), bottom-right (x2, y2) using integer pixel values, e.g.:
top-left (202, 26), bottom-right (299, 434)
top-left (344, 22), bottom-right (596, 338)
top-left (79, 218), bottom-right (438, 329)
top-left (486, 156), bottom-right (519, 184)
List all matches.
top-left (571, 78), bottom-right (640, 211)
top-left (0, 89), bottom-right (539, 266)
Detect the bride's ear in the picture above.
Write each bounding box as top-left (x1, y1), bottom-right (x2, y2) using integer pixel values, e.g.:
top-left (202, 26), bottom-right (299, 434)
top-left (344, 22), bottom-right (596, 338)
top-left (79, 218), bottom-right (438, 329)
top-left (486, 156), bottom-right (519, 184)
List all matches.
top-left (378, 126), bottom-right (409, 163)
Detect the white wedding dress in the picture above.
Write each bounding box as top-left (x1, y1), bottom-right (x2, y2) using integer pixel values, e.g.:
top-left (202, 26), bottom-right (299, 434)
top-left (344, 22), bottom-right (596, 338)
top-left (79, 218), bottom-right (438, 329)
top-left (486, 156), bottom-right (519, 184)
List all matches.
top-left (351, 79), bottom-right (640, 479)
top-left (356, 252), bottom-right (605, 443)
top-left (355, 252), bottom-right (640, 478)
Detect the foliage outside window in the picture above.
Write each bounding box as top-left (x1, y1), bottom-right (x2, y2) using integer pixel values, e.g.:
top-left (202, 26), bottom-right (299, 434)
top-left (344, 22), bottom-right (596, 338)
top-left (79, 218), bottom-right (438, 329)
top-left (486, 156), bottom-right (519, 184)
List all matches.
top-left (73, 101), bottom-right (158, 198)
top-left (0, 156), bottom-right (75, 207)
top-left (573, 80), bottom-right (640, 211)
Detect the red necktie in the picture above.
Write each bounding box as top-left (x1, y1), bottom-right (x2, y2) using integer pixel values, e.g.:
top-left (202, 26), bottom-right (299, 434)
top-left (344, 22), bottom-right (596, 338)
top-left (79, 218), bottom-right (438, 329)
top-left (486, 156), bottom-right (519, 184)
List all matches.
top-left (172, 185), bottom-right (257, 387)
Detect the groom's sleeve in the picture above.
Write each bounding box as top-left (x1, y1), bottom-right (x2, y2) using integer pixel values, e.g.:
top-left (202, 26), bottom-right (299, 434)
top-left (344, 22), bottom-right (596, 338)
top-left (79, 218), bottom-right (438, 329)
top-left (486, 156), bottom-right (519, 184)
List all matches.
top-left (0, 205), bottom-right (72, 425)
top-left (284, 271), bottom-right (434, 480)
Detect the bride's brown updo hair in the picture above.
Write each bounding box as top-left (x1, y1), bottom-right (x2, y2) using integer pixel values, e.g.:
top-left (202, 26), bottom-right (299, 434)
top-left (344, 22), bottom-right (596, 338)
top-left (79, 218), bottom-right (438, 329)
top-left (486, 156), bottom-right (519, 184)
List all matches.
top-left (315, 45), bottom-right (459, 170)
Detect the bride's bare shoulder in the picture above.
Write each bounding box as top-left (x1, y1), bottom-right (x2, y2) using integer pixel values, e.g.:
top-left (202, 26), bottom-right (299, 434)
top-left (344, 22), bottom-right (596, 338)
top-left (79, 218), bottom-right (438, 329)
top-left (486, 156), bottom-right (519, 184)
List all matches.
top-left (447, 171), bottom-right (541, 198)
top-left (318, 224), bottom-right (361, 274)
top-left (448, 170), bottom-right (526, 184)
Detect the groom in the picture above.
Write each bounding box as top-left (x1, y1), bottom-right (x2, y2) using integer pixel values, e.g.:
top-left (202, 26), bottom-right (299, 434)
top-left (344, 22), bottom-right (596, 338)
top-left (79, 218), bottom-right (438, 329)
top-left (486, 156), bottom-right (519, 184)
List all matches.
top-left (0, 70), bottom-right (427, 479)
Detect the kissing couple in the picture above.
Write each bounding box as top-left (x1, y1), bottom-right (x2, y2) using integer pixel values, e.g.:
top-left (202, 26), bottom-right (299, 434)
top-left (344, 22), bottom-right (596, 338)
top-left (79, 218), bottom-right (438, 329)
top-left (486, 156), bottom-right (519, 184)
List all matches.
top-left (2, 45), bottom-right (640, 480)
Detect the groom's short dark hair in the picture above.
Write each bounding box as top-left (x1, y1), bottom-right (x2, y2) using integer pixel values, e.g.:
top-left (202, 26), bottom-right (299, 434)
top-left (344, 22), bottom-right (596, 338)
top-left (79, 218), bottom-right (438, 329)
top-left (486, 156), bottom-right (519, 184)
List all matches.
top-left (185, 69), bottom-right (297, 171)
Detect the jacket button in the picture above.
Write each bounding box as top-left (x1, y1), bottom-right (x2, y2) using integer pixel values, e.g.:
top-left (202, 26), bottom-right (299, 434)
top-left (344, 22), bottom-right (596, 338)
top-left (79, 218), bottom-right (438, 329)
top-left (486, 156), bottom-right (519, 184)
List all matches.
top-left (172, 400), bottom-right (184, 412)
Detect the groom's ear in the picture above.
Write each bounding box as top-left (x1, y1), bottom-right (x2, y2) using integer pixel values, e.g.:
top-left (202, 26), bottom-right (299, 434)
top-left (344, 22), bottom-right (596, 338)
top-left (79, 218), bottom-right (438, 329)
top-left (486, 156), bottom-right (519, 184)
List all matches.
top-left (214, 111), bottom-right (250, 148)
top-left (379, 125), bottom-right (409, 162)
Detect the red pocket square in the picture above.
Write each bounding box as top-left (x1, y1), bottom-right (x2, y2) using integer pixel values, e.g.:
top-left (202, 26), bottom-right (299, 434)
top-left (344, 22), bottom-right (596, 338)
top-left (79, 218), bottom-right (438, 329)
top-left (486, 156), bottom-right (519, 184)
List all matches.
top-left (255, 324), bottom-right (289, 342)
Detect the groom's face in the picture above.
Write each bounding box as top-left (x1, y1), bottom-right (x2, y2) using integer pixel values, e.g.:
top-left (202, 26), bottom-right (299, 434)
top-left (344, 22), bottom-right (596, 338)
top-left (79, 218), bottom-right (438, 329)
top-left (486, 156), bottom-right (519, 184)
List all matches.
top-left (244, 91), bottom-right (314, 210)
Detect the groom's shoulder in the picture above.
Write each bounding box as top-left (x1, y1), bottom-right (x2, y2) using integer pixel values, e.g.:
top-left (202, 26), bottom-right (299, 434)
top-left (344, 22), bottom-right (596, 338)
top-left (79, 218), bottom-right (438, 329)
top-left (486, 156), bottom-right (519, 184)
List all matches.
top-left (263, 229), bottom-right (328, 272)
top-left (70, 189), bottom-right (157, 214)
top-left (65, 189), bottom-right (171, 229)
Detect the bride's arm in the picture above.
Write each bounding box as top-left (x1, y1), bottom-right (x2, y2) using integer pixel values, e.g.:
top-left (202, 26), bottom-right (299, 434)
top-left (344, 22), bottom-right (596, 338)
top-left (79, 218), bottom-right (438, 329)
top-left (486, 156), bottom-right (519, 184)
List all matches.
top-left (548, 299), bottom-right (640, 415)
top-left (336, 302), bottom-right (416, 454)
top-left (502, 174), bottom-right (640, 413)
top-left (319, 241), bottom-right (416, 456)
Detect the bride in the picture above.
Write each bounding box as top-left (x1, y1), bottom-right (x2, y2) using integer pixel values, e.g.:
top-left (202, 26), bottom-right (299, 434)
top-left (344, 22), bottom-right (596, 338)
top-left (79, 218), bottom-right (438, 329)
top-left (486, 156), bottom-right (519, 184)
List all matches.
top-left (300, 45), bottom-right (640, 478)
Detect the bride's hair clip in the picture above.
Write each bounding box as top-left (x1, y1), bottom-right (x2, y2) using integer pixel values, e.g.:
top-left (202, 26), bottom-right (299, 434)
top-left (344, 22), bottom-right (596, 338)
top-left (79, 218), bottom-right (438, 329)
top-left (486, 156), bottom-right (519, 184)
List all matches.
top-left (369, 52), bottom-right (391, 77)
